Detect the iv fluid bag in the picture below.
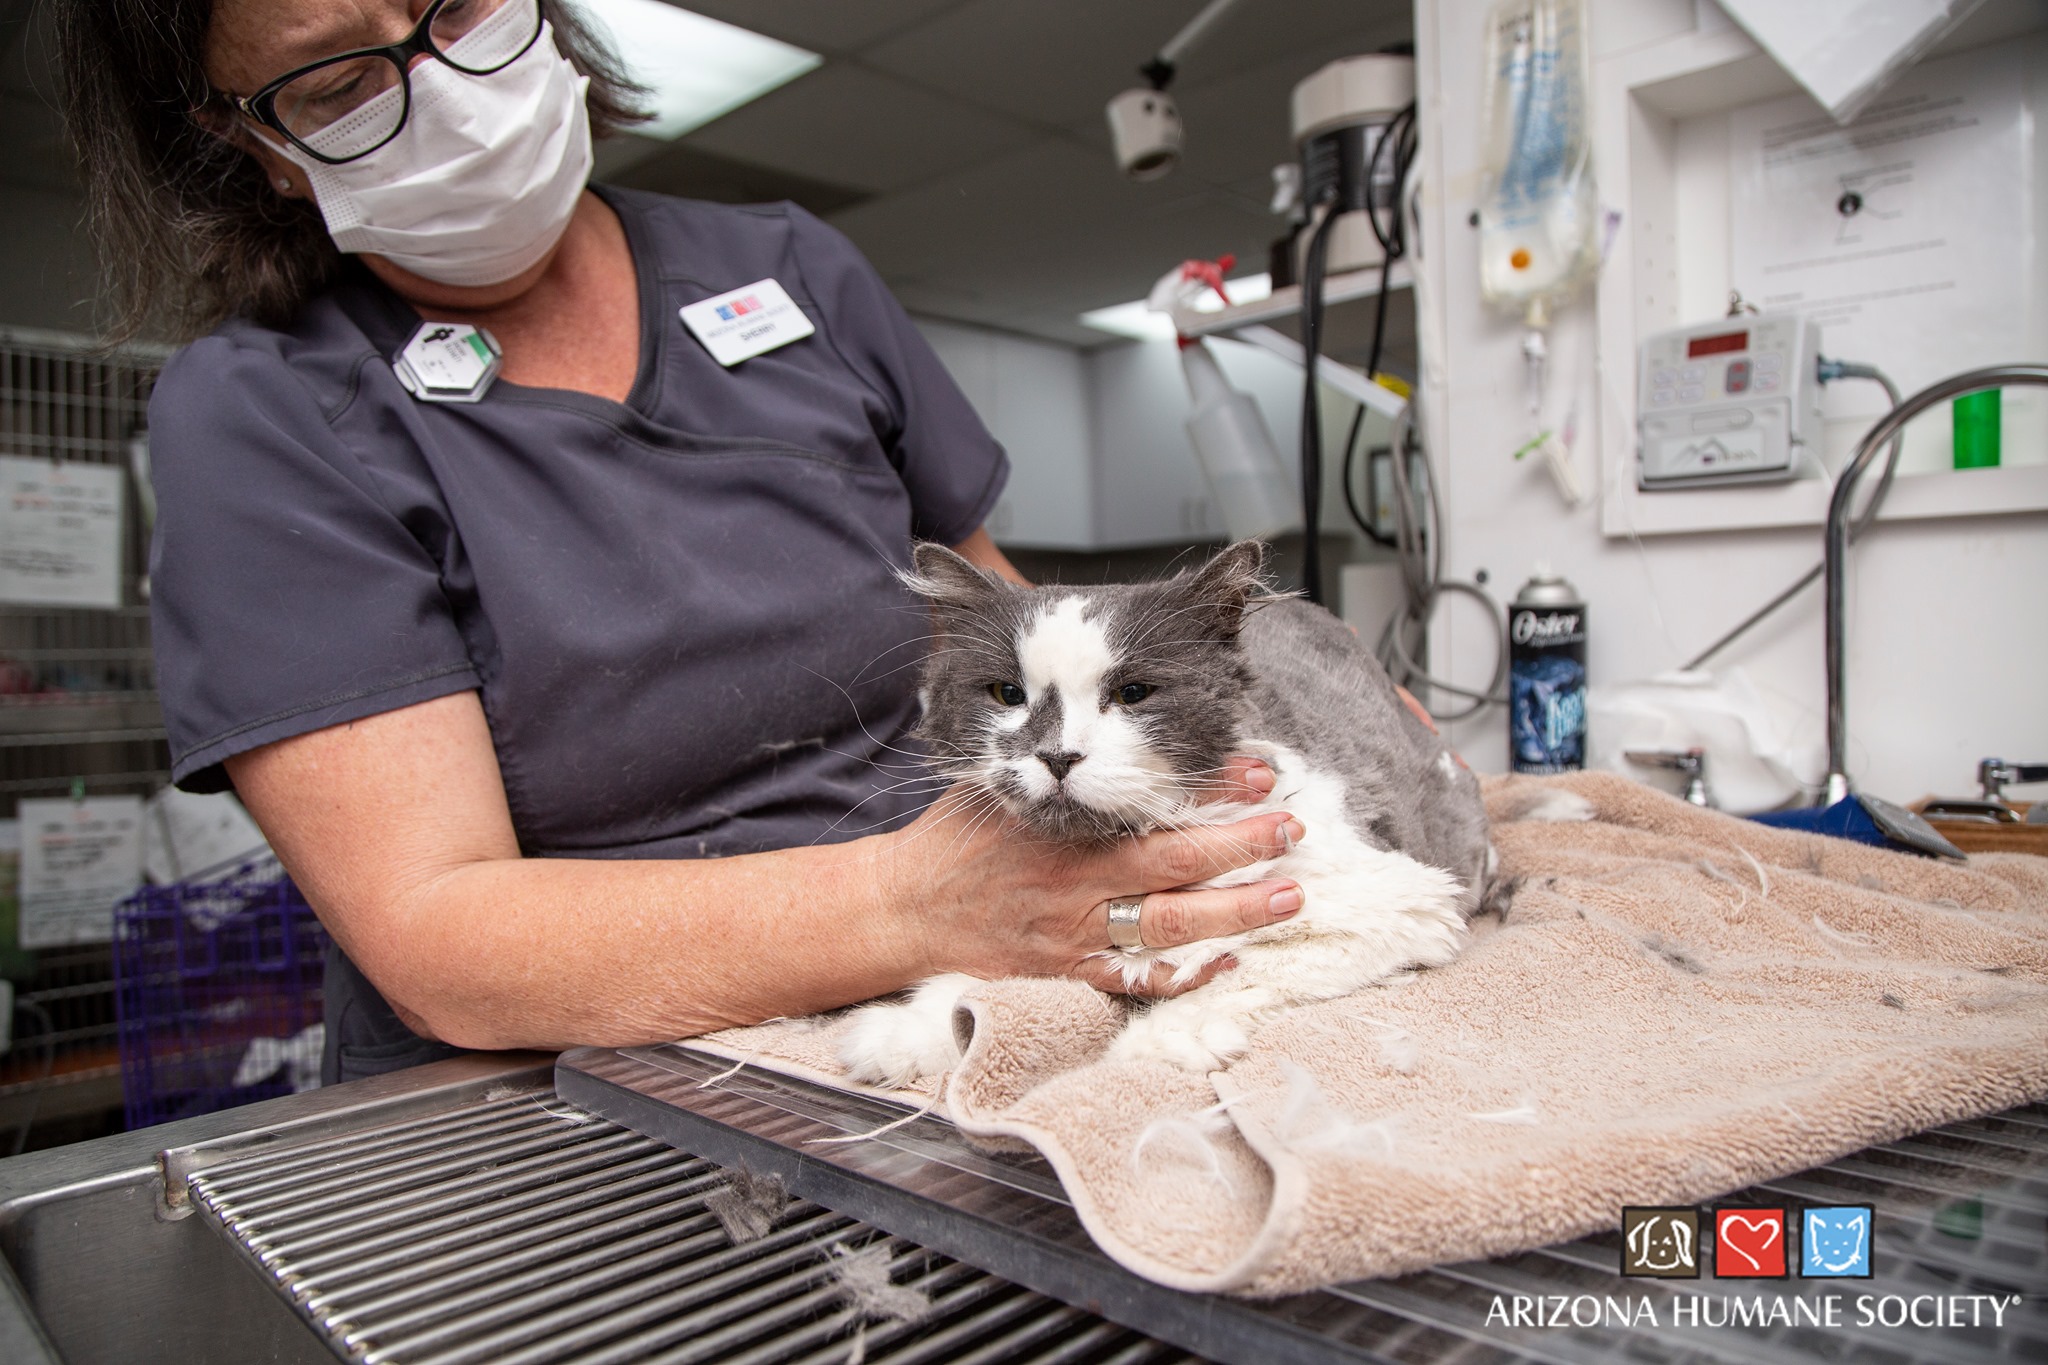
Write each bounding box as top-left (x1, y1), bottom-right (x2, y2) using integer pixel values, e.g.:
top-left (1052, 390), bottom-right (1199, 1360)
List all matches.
top-left (1478, 0), bottom-right (1599, 313)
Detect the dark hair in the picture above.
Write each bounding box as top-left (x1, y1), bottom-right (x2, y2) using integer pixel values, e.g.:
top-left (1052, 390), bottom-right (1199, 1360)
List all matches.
top-left (52, 0), bottom-right (648, 343)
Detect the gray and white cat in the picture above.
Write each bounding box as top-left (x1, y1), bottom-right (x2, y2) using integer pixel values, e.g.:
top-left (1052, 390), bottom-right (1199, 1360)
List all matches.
top-left (839, 540), bottom-right (1498, 1085)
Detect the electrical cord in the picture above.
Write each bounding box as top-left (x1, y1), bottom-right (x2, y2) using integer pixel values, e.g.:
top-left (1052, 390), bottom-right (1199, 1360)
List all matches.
top-left (1680, 360), bottom-right (1904, 671)
top-left (1371, 401), bottom-right (1511, 721)
top-left (1337, 99), bottom-right (1420, 555)
top-left (1298, 98), bottom-right (1418, 605)
top-left (1298, 205), bottom-right (1340, 605)
top-left (1337, 128), bottom-right (1508, 723)
top-left (1360, 101), bottom-right (1415, 381)
top-left (1339, 407), bottom-right (1397, 549)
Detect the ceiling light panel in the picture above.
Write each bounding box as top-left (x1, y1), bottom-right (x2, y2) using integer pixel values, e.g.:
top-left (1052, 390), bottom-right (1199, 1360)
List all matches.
top-left (580, 0), bottom-right (822, 140)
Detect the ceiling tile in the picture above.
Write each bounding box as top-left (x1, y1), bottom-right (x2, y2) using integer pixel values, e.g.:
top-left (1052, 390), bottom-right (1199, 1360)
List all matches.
top-left (1166, 0), bottom-right (1412, 93)
top-left (825, 140), bottom-right (1175, 281)
top-left (604, 139), bottom-right (869, 218)
top-left (861, 0), bottom-right (1410, 129)
top-left (654, 0), bottom-right (968, 55)
top-left (682, 63), bottom-right (1037, 195)
top-left (861, 0), bottom-right (1220, 127)
top-left (826, 139), bottom-right (1282, 346)
top-left (1165, 23), bottom-right (1416, 190)
top-left (1045, 18), bottom-right (1420, 179)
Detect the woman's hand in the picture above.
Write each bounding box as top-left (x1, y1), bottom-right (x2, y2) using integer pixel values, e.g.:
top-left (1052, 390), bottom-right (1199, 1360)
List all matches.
top-left (877, 757), bottom-right (1305, 997)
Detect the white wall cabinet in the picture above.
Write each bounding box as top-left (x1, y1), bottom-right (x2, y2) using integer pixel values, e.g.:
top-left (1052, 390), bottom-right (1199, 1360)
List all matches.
top-left (913, 319), bottom-right (1096, 549)
top-left (917, 316), bottom-right (1334, 551)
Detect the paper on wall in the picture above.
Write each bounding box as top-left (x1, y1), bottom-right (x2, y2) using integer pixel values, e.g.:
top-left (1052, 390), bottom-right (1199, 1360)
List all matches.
top-left (1714, 0), bottom-right (1984, 124)
top-left (17, 797), bottom-right (145, 948)
top-left (0, 456), bottom-right (126, 609)
top-left (1728, 44), bottom-right (2033, 468)
top-left (144, 786), bottom-right (271, 885)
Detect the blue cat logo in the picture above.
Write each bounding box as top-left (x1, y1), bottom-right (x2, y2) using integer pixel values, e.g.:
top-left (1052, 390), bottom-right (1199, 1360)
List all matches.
top-left (1800, 1205), bottom-right (1873, 1278)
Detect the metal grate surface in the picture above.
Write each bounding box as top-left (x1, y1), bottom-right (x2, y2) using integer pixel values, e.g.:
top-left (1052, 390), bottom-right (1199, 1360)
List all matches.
top-left (184, 1086), bottom-right (1205, 1365)
top-left (562, 1044), bottom-right (2048, 1365)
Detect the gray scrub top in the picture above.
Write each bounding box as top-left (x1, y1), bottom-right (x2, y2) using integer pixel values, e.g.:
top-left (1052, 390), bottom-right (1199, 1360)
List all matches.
top-left (146, 187), bottom-right (1008, 1081)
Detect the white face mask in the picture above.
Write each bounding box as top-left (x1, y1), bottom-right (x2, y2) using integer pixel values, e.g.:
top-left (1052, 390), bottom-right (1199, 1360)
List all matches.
top-left (275, 10), bottom-right (594, 288)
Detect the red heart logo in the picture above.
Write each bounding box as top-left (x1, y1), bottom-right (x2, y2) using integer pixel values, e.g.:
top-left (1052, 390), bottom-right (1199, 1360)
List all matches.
top-left (1715, 1209), bottom-right (1786, 1277)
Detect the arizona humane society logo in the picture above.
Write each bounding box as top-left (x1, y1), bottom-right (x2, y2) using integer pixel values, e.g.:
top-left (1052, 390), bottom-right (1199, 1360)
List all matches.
top-left (1489, 1199), bottom-right (2020, 1334)
top-left (1488, 1200), bottom-right (2020, 1334)
top-left (1622, 1203), bottom-right (1873, 1279)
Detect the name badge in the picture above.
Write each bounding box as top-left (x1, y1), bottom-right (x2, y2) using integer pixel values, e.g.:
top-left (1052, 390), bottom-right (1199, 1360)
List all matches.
top-left (393, 321), bottom-right (503, 404)
top-left (679, 279), bottom-right (815, 367)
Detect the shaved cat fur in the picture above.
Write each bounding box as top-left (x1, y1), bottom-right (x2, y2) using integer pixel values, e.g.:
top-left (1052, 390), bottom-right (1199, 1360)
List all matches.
top-left (838, 541), bottom-right (1516, 1085)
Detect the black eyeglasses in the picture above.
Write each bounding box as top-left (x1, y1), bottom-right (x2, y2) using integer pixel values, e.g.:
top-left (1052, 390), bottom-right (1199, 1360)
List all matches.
top-left (232, 0), bottom-right (544, 166)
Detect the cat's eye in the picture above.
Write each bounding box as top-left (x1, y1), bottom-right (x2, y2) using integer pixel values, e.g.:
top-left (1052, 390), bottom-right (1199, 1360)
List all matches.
top-left (1115, 683), bottom-right (1153, 705)
top-left (990, 682), bottom-right (1027, 706)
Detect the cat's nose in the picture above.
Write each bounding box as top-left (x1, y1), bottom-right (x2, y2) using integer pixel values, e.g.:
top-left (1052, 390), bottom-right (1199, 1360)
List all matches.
top-left (1037, 750), bottom-right (1084, 781)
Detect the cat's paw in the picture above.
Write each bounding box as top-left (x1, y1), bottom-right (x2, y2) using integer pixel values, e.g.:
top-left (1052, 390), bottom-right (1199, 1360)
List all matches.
top-left (838, 1005), bottom-right (959, 1087)
top-left (1107, 1011), bottom-right (1252, 1073)
top-left (836, 973), bottom-right (978, 1088)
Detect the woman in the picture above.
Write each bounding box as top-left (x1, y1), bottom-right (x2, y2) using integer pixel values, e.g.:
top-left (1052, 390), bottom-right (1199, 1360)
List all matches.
top-left (56, 0), bottom-right (1306, 1083)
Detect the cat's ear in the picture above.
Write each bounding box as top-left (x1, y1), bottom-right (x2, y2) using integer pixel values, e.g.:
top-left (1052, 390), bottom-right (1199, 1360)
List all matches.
top-left (1177, 539), bottom-right (1271, 637)
top-left (902, 541), bottom-right (1006, 606)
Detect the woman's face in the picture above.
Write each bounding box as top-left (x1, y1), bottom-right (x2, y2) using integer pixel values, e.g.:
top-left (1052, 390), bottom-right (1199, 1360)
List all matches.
top-left (201, 0), bottom-right (576, 307)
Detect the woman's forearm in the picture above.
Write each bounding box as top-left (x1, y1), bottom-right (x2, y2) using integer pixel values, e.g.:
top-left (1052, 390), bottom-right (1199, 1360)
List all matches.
top-left (225, 690), bottom-right (934, 1051)
top-left (375, 836), bottom-right (930, 1050)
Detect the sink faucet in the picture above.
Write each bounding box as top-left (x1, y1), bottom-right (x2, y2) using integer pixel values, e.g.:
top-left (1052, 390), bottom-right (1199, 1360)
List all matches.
top-left (1979, 758), bottom-right (2048, 803)
top-left (1624, 748), bottom-right (1712, 808)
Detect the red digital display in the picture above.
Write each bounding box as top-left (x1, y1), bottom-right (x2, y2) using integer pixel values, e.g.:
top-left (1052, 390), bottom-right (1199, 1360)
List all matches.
top-left (1688, 330), bottom-right (1749, 358)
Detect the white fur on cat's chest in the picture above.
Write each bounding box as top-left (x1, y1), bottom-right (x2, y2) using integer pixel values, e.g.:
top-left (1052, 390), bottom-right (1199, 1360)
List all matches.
top-left (837, 743), bottom-right (1472, 1084)
top-left (1102, 742), bottom-right (1469, 992)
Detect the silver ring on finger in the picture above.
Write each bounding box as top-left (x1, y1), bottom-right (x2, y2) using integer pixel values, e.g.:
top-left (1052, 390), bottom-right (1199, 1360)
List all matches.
top-left (1104, 896), bottom-right (1146, 951)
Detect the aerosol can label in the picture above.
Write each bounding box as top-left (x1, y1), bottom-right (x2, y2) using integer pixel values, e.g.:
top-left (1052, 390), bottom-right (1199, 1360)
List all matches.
top-left (1509, 579), bottom-right (1587, 774)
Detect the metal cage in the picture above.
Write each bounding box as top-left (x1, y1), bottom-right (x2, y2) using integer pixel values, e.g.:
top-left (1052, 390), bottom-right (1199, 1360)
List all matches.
top-left (0, 326), bottom-right (172, 1145)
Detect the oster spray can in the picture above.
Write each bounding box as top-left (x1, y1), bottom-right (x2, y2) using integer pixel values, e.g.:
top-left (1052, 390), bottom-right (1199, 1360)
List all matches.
top-left (1508, 569), bottom-right (1587, 773)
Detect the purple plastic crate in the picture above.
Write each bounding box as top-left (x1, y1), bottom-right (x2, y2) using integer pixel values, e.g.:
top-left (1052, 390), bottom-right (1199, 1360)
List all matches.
top-left (113, 862), bottom-right (329, 1130)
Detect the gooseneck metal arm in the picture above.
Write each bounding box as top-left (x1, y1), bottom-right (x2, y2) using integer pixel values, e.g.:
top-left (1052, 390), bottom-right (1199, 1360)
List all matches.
top-left (1824, 363), bottom-right (2048, 804)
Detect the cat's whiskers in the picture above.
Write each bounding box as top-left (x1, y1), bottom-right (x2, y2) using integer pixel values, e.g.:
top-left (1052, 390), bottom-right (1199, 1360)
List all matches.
top-left (819, 747), bottom-right (940, 779)
top-left (817, 773), bottom-right (964, 835)
top-left (846, 632), bottom-right (951, 686)
top-left (797, 664), bottom-right (940, 767)
top-left (931, 786), bottom-right (1024, 866)
top-left (888, 777), bottom-right (1007, 863)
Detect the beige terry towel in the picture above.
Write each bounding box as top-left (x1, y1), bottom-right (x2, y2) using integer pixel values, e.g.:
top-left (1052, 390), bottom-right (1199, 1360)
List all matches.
top-left (694, 772), bottom-right (2048, 1295)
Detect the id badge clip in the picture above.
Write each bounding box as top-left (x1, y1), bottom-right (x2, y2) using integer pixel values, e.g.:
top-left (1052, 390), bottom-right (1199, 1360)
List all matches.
top-left (394, 321), bottom-right (504, 404)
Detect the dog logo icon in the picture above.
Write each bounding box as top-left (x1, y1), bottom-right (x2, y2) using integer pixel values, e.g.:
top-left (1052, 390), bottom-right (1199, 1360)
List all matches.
top-left (1800, 1206), bottom-right (1873, 1278)
top-left (1622, 1207), bottom-right (1700, 1278)
top-left (425, 326), bottom-right (455, 343)
top-left (1713, 1207), bottom-right (1787, 1277)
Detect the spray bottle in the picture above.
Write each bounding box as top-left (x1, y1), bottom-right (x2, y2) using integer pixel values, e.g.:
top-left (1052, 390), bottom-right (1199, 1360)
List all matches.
top-left (1508, 566), bottom-right (1587, 773)
top-left (1148, 257), bottom-right (1302, 541)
